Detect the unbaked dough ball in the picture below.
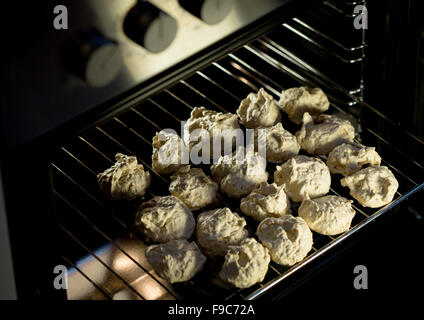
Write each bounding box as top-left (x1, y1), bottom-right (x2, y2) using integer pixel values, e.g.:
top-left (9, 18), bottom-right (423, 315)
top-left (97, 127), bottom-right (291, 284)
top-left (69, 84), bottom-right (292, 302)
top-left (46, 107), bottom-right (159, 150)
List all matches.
top-left (326, 142), bottom-right (381, 176)
top-left (211, 148), bottom-right (269, 198)
top-left (135, 196), bottom-right (195, 242)
top-left (145, 239), bottom-right (206, 283)
top-left (274, 155), bottom-right (331, 202)
top-left (97, 153), bottom-right (151, 200)
top-left (257, 215), bottom-right (313, 266)
top-left (298, 195), bottom-right (356, 235)
top-left (296, 112), bottom-right (355, 155)
top-left (219, 238), bottom-right (270, 289)
top-left (169, 165), bottom-right (219, 210)
top-left (196, 208), bottom-right (249, 256)
top-left (236, 87), bottom-right (281, 128)
top-left (340, 166), bottom-right (399, 208)
top-left (240, 182), bottom-right (290, 221)
top-left (279, 86), bottom-right (330, 124)
top-left (183, 106), bottom-right (240, 159)
top-left (259, 122), bottom-right (300, 163)
top-left (152, 131), bottom-right (185, 175)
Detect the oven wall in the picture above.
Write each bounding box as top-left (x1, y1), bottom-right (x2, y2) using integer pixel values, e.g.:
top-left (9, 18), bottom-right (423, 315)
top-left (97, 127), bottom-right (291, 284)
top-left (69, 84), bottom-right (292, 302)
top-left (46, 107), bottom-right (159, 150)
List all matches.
top-left (365, 0), bottom-right (424, 139)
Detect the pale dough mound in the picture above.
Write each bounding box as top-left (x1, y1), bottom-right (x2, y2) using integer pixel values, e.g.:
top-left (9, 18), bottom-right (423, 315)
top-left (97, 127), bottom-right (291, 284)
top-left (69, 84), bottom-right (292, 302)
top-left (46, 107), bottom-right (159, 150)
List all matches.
top-left (196, 208), bottom-right (249, 256)
top-left (236, 87), bottom-right (281, 128)
top-left (219, 238), bottom-right (270, 288)
top-left (135, 196), bottom-right (195, 242)
top-left (152, 131), bottom-right (185, 175)
top-left (326, 142), bottom-right (382, 176)
top-left (97, 153), bottom-right (151, 200)
top-left (298, 195), bottom-right (356, 235)
top-left (257, 215), bottom-right (313, 266)
top-left (274, 155), bottom-right (331, 202)
top-left (340, 166), bottom-right (399, 208)
top-left (279, 86), bottom-right (330, 124)
top-left (296, 112), bottom-right (355, 155)
top-left (211, 148), bottom-right (269, 198)
top-left (183, 106), bottom-right (240, 159)
top-left (169, 165), bottom-right (218, 210)
top-left (240, 182), bottom-right (290, 221)
top-left (258, 122), bottom-right (300, 163)
top-left (145, 239), bottom-right (206, 283)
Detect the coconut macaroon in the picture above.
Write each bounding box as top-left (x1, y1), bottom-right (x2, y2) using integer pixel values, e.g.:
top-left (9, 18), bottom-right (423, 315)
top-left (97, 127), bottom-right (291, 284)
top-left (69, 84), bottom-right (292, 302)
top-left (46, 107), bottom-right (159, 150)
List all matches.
top-left (259, 122), bottom-right (300, 163)
top-left (278, 86), bottom-right (330, 124)
top-left (135, 196), bottom-right (195, 243)
top-left (298, 195), bottom-right (356, 235)
top-left (236, 87), bottom-right (281, 129)
top-left (240, 182), bottom-right (290, 221)
top-left (274, 155), bottom-right (331, 202)
top-left (257, 215), bottom-right (313, 266)
top-left (152, 131), bottom-right (185, 175)
top-left (210, 147), bottom-right (269, 198)
top-left (219, 238), bottom-right (270, 289)
top-left (145, 240), bottom-right (206, 283)
top-left (296, 113), bottom-right (355, 155)
top-left (183, 106), bottom-right (240, 159)
top-left (326, 142), bottom-right (382, 176)
top-left (97, 153), bottom-right (151, 200)
top-left (340, 166), bottom-right (399, 208)
top-left (169, 165), bottom-right (219, 210)
top-left (196, 208), bottom-right (249, 256)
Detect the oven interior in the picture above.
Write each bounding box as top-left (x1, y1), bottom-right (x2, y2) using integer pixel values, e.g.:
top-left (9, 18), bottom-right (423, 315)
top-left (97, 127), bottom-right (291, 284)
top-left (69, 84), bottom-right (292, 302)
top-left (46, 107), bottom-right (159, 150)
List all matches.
top-left (46, 1), bottom-right (424, 300)
top-left (2, 0), bottom-right (423, 300)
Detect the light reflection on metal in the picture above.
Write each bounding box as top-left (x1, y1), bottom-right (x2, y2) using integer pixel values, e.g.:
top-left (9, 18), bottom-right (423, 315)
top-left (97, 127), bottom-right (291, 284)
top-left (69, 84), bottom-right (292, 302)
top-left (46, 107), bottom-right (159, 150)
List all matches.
top-left (67, 237), bottom-right (176, 300)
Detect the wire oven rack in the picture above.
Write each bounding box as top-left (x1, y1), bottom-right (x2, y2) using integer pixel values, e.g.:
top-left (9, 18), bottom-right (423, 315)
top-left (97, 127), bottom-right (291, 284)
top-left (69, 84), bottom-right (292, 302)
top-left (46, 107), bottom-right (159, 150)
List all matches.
top-left (51, 5), bottom-right (424, 301)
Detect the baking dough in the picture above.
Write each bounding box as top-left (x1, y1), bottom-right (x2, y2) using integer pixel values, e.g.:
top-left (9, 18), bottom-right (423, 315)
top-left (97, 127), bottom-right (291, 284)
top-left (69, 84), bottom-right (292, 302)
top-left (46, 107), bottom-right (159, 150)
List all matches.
top-left (296, 113), bottom-right (355, 155)
top-left (326, 142), bottom-right (382, 176)
top-left (298, 195), bottom-right (356, 235)
top-left (135, 196), bottom-right (195, 242)
top-left (236, 87), bottom-right (281, 128)
top-left (279, 86), bottom-right (330, 124)
top-left (196, 207), bottom-right (249, 256)
top-left (240, 182), bottom-right (290, 221)
top-left (257, 215), bottom-right (313, 266)
top-left (97, 153), bottom-right (151, 200)
top-left (274, 155), bottom-right (331, 202)
top-left (145, 239), bottom-right (206, 283)
top-left (169, 165), bottom-right (219, 210)
top-left (211, 148), bottom-right (269, 198)
top-left (219, 238), bottom-right (270, 288)
top-left (260, 122), bottom-right (300, 163)
top-left (152, 131), bottom-right (185, 175)
top-left (183, 106), bottom-right (240, 159)
top-left (340, 166), bottom-right (399, 208)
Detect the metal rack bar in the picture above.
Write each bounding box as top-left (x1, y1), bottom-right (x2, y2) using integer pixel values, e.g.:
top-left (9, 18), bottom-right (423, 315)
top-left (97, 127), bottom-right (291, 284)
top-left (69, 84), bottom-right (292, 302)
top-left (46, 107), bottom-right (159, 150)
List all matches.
top-left (52, 166), bottom-right (177, 298)
top-left (62, 255), bottom-right (113, 300)
top-left (291, 18), bottom-right (365, 52)
top-left (245, 182), bottom-right (424, 300)
top-left (281, 23), bottom-right (364, 64)
top-left (58, 222), bottom-right (146, 300)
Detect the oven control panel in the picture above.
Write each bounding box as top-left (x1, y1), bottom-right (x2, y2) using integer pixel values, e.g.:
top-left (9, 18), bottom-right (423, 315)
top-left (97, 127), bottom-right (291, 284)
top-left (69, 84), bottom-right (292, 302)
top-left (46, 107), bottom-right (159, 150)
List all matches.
top-left (1, 0), bottom-right (291, 148)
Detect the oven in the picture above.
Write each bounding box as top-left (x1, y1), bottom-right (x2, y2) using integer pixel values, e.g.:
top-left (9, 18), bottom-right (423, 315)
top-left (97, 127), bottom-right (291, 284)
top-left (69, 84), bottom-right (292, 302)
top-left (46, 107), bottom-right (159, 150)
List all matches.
top-left (0, 0), bottom-right (423, 301)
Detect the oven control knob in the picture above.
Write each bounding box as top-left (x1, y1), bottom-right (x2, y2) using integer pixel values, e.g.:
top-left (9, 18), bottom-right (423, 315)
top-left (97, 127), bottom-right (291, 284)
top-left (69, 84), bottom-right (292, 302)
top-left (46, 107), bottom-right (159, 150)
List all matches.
top-left (178, 0), bottom-right (233, 25)
top-left (123, 1), bottom-right (178, 53)
top-left (64, 28), bottom-right (122, 88)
